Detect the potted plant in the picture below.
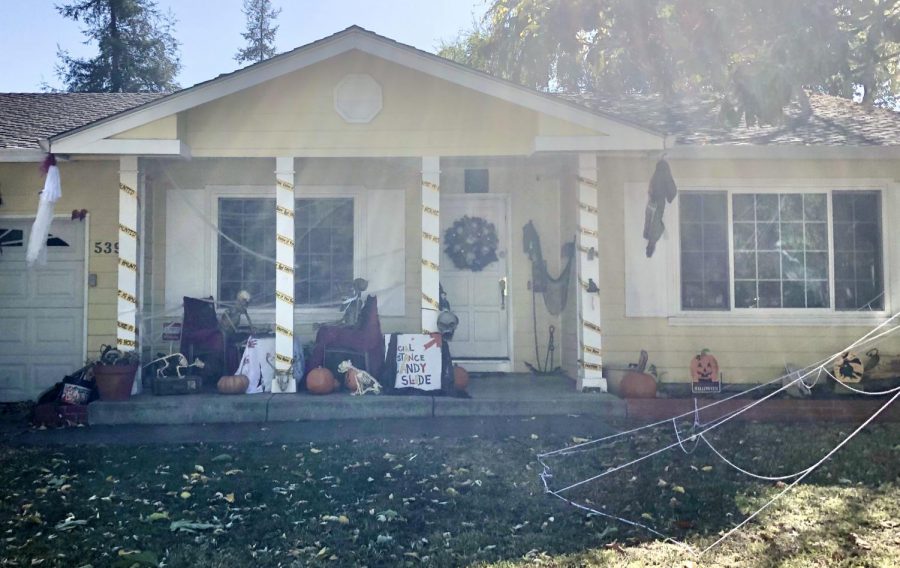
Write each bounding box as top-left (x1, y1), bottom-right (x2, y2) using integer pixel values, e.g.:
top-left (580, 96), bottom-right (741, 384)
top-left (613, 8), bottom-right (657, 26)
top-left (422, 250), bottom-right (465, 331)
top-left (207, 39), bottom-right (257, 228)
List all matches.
top-left (620, 350), bottom-right (660, 399)
top-left (91, 345), bottom-right (140, 401)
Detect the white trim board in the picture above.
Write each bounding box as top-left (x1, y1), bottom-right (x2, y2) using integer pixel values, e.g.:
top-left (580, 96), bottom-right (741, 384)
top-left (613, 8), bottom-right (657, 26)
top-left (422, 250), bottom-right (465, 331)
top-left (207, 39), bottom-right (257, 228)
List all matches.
top-left (47, 27), bottom-right (664, 154)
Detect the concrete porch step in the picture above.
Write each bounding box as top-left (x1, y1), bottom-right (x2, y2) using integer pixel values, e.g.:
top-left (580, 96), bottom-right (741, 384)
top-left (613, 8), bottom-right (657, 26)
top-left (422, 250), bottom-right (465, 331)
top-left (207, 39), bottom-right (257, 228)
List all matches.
top-left (89, 375), bottom-right (624, 425)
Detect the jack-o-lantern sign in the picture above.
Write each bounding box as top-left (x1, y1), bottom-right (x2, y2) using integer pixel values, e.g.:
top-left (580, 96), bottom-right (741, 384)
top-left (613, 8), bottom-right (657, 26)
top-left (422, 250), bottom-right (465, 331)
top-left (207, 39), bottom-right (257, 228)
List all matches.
top-left (690, 350), bottom-right (719, 382)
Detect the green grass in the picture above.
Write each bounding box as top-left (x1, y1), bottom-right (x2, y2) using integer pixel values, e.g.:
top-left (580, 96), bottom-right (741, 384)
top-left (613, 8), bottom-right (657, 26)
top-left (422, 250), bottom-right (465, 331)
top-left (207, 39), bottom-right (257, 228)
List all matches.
top-left (0, 421), bottom-right (897, 567)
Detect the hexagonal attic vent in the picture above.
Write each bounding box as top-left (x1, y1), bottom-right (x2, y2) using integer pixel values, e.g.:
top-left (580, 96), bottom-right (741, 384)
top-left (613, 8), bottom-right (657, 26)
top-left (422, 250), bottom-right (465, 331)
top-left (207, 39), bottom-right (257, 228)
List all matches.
top-left (333, 73), bottom-right (383, 123)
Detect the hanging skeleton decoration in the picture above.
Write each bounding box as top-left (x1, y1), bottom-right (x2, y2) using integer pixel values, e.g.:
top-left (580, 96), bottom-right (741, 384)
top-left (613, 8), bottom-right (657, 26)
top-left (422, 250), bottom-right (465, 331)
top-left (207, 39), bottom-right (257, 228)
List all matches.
top-left (642, 159), bottom-right (678, 257)
top-left (522, 220), bottom-right (575, 316)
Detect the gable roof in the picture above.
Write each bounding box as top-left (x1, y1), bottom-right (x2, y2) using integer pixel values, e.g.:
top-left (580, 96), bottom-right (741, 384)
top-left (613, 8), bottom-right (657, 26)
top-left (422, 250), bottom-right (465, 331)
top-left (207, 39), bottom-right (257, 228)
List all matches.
top-left (1, 27), bottom-right (898, 158)
top-left (565, 92), bottom-right (900, 147)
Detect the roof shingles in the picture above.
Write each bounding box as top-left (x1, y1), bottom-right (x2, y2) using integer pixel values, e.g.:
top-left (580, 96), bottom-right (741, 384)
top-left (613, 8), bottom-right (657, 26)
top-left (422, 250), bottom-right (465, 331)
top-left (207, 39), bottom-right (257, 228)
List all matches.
top-left (0, 92), bottom-right (163, 150)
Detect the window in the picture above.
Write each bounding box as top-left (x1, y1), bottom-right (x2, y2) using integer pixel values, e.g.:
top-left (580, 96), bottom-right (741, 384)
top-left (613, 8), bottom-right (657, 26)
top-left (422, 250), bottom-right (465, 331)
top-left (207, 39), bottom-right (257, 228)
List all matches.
top-left (217, 197), bottom-right (355, 308)
top-left (679, 189), bottom-right (884, 312)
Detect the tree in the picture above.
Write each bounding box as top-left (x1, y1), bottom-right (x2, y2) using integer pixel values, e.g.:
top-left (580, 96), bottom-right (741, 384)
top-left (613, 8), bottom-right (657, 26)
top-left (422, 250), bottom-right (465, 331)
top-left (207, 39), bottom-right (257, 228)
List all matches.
top-left (235, 0), bottom-right (281, 64)
top-left (440, 0), bottom-right (900, 123)
top-left (55, 0), bottom-right (180, 93)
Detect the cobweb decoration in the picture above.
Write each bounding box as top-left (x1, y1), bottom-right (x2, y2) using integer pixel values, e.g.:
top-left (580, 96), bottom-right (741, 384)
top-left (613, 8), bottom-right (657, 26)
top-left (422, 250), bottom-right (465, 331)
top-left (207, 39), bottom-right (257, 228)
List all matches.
top-left (537, 314), bottom-right (900, 556)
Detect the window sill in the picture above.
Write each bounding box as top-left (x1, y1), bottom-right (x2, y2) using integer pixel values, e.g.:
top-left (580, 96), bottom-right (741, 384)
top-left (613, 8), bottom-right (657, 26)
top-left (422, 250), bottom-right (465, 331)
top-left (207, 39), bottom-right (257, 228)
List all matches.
top-left (667, 312), bottom-right (891, 327)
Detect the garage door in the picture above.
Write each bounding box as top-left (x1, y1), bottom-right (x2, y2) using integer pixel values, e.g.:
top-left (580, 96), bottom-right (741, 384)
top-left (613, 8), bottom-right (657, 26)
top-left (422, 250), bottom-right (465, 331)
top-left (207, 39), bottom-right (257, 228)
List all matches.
top-left (0, 218), bottom-right (85, 401)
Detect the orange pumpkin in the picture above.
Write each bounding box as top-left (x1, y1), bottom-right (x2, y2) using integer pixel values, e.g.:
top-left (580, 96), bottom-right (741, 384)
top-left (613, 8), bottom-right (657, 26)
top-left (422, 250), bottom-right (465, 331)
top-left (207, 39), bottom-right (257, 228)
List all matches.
top-left (307, 367), bottom-right (338, 395)
top-left (690, 350), bottom-right (719, 382)
top-left (620, 371), bottom-right (657, 398)
top-left (453, 365), bottom-right (469, 391)
top-left (217, 374), bottom-right (250, 394)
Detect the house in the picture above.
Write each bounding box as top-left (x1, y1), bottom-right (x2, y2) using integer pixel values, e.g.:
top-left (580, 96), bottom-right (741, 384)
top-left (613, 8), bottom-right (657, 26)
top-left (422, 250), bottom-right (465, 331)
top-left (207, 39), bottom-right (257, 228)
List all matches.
top-left (2, 26), bottom-right (899, 401)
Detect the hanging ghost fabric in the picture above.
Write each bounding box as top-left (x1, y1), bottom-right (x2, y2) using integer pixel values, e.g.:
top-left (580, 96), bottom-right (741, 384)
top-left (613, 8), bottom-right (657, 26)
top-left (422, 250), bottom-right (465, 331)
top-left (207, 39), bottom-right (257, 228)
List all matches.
top-left (522, 221), bottom-right (575, 316)
top-left (26, 155), bottom-right (62, 267)
top-left (642, 159), bottom-right (678, 258)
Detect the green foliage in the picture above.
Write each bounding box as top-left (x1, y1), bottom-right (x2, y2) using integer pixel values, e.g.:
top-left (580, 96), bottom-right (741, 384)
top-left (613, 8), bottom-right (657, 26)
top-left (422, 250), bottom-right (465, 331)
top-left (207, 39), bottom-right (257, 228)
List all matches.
top-left (440, 0), bottom-right (900, 123)
top-left (235, 0), bottom-right (281, 65)
top-left (55, 0), bottom-right (181, 93)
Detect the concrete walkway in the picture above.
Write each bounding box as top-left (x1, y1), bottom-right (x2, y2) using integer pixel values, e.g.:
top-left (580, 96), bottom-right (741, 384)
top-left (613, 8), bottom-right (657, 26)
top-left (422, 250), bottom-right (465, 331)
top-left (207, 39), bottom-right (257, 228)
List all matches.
top-left (89, 374), bottom-right (624, 425)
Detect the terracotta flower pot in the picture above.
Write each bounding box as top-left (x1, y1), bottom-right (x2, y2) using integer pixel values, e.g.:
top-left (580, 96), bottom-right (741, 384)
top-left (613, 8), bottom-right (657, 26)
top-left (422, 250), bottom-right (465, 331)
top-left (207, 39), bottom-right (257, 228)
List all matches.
top-left (619, 371), bottom-right (657, 399)
top-left (93, 363), bottom-right (138, 401)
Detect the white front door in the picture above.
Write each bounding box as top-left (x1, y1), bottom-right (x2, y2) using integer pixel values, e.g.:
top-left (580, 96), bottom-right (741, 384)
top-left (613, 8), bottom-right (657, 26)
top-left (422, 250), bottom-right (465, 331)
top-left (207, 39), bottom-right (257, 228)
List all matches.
top-left (440, 195), bottom-right (510, 360)
top-left (0, 218), bottom-right (86, 401)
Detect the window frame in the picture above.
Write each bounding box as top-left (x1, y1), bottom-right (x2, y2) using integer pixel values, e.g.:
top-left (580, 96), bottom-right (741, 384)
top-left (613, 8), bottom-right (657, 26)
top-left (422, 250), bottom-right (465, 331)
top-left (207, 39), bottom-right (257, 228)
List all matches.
top-left (208, 184), bottom-right (367, 320)
top-left (668, 179), bottom-right (892, 325)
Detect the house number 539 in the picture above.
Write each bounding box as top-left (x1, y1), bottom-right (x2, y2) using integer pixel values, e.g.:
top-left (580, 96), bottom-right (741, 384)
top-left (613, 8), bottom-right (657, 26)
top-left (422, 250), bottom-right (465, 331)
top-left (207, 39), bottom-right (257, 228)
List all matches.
top-left (94, 241), bottom-right (119, 254)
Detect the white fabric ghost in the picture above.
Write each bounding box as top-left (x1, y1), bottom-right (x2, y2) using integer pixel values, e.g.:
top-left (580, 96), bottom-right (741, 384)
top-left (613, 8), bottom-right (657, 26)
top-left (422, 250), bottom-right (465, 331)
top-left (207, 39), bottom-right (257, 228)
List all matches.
top-left (26, 165), bottom-right (62, 267)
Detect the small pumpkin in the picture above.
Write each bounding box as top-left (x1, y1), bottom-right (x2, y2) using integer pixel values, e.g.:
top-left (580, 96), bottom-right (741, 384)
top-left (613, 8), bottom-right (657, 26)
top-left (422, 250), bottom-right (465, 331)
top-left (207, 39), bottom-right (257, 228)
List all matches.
top-left (307, 367), bottom-right (338, 395)
top-left (217, 374), bottom-right (249, 395)
top-left (620, 371), bottom-right (657, 398)
top-left (690, 349), bottom-right (719, 382)
top-left (453, 365), bottom-right (469, 392)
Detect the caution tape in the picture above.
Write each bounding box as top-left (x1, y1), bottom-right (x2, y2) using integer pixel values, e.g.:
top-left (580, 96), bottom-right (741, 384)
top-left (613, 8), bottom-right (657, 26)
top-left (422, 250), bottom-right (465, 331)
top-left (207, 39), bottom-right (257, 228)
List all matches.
top-left (580, 360), bottom-right (603, 371)
top-left (579, 201), bottom-right (598, 214)
top-left (275, 290), bottom-right (294, 304)
top-left (276, 205), bottom-right (294, 217)
top-left (582, 320), bottom-right (602, 334)
top-left (117, 289), bottom-right (137, 304)
top-left (276, 179), bottom-right (294, 191)
top-left (577, 176), bottom-right (599, 188)
top-left (422, 231), bottom-right (440, 243)
top-left (583, 345), bottom-right (602, 356)
top-left (422, 180), bottom-right (440, 192)
top-left (275, 324), bottom-right (293, 337)
top-left (117, 321), bottom-right (137, 333)
top-left (423, 205), bottom-right (439, 217)
top-left (118, 183), bottom-right (136, 196)
top-left (421, 259), bottom-right (439, 271)
top-left (421, 292), bottom-right (439, 308)
top-left (276, 234), bottom-right (294, 247)
top-left (117, 337), bottom-right (137, 348)
top-left (275, 353), bottom-right (293, 364)
top-left (275, 261), bottom-right (294, 274)
top-left (579, 226), bottom-right (598, 237)
top-left (118, 224), bottom-right (138, 239)
top-left (119, 258), bottom-right (137, 271)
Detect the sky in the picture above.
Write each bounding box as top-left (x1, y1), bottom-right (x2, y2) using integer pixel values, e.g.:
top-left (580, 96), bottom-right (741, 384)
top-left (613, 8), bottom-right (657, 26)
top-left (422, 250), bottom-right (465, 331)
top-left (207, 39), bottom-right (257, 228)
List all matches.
top-left (0, 0), bottom-right (484, 92)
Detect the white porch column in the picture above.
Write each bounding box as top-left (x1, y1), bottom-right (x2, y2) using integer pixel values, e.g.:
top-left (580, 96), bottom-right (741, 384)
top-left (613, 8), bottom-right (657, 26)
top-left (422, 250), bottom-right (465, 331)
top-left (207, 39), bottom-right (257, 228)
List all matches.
top-left (421, 156), bottom-right (441, 333)
top-left (274, 157), bottom-right (296, 374)
top-left (576, 153), bottom-right (607, 391)
top-left (117, 156), bottom-right (140, 354)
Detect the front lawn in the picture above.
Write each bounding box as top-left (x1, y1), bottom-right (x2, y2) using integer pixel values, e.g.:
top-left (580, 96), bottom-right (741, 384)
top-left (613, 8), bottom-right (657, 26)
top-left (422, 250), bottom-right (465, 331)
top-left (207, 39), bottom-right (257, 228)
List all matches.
top-left (1, 420), bottom-right (897, 567)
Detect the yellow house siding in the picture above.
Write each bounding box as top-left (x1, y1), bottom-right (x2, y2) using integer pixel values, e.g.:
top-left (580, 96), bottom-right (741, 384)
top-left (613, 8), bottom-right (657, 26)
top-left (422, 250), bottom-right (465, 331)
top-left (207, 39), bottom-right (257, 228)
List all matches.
top-left (0, 160), bottom-right (120, 357)
top-left (112, 115), bottom-right (178, 140)
top-left (178, 51), bottom-right (601, 158)
top-left (596, 156), bottom-right (900, 383)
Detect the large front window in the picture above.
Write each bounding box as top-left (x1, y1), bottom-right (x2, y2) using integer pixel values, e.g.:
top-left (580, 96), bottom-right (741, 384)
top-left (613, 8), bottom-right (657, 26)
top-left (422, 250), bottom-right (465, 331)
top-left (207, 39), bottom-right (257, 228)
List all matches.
top-left (679, 190), bottom-right (883, 312)
top-left (217, 197), bottom-right (354, 308)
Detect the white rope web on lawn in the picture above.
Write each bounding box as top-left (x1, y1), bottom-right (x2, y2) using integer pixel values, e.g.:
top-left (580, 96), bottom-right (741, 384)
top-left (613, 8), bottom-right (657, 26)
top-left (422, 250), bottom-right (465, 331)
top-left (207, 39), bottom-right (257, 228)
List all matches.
top-left (537, 313), bottom-right (900, 556)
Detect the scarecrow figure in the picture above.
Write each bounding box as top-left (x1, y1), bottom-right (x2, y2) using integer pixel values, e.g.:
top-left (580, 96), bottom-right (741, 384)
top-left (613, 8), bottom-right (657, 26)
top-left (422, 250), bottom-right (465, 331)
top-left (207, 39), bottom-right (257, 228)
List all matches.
top-left (642, 159), bottom-right (678, 257)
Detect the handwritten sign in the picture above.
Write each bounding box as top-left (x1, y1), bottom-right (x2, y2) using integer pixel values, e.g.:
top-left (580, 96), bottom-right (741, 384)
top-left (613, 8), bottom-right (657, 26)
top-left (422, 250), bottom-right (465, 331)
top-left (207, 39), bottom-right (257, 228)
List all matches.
top-left (161, 321), bottom-right (182, 342)
top-left (394, 334), bottom-right (442, 391)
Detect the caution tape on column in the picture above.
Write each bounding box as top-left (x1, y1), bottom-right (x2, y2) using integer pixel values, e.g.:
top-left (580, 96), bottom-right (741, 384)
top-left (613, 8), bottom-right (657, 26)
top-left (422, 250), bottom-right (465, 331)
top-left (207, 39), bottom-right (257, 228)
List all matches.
top-left (275, 353), bottom-right (293, 364)
top-left (119, 224), bottom-right (138, 239)
top-left (421, 292), bottom-right (439, 308)
top-left (117, 337), bottom-right (137, 348)
top-left (579, 226), bottom-right (598, 237)
top-left (583, 344), bottom-right (602, 356)
top-left (275, 324), bottom-right (293, 337)
top-left (117, 321), bottom-right (137, 333)
top-left (117, 289), bottom-right (137, 304)
top-left (275, 261), bottom-right (294, 274)
top-left (423, 205), bottom-right (439, 216)
top-left (579, 360), bottom-right (603, 371)
top-left (422, 181), bottom-right (440, 192)
top-left (277, 234), bottom-right (294, 247)
top-left (577, 176), bottom-right (599, 188)
top-left (118, 183), bottom-right (136, 196)
top-left (276, 205), bottom-right (294, 217)
top-left (579, 202), bottom-right (598, 214)
top-left (119, 258), bottom-right (138, 271)
top-left (422, 231), bottom-right (440, 243)
top-left (582, 320), bottom-right (602, 334)
top-left (421, 259), bottom-right (439, 271)
top-left (276, 179), bottom-right (294, 192)
top-left (275, 290), bottom-right (294, 304)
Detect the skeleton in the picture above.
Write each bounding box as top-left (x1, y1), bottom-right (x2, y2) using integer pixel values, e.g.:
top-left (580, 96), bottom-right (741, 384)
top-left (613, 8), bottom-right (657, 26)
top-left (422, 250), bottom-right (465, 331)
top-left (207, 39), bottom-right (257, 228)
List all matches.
top-left (266, 354), bottom-right (297, 393)
top-left (338, 360), bottom-right (382, 395)
top-left (145, 352), bottom-right (205, 378)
